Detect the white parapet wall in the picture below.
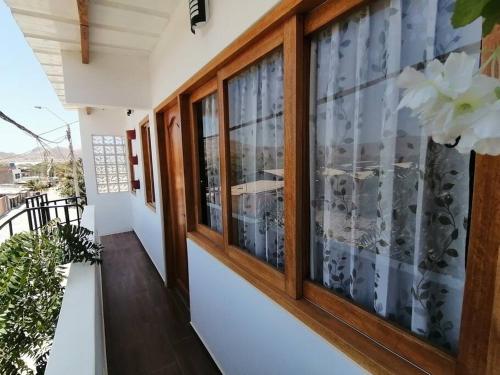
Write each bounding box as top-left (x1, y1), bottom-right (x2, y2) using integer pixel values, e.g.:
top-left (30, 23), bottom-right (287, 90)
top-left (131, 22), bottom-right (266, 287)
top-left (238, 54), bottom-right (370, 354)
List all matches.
top-left (188, 239), bottom-right (366, 375)
top-left (45, 206), bottom-right (107, 375)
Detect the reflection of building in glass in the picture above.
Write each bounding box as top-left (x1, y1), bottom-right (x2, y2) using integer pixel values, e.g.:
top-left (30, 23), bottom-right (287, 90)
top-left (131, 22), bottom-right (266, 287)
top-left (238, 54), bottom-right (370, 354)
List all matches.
top-left (226, 46), bottom-right (286, 269)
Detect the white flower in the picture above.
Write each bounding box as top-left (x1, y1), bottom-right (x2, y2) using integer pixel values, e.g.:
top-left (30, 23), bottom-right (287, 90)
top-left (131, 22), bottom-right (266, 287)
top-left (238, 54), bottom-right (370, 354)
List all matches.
top-left (398, 51), bottom-right (500, 154)
top-left (433, 52), bottom-right (476, 98)
top-left (431, 74), bottom-right (499, 144)
top-left (397, 60), bottom-right (443, 112)
top-left (397, 52), bottom-right (476, 107)
top-left (456, 100), bottom-right (500, 155)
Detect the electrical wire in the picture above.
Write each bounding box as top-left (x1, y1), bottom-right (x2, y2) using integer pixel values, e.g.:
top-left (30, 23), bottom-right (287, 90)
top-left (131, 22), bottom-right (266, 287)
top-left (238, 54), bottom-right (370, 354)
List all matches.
top-left (0, 136), bottom-right (71, 163)
top-left (0, 111), bottom-right (50, 149)
top-left (38, 120), bottom-right (79, 136)
top-left (46, 135), bottom-right (68, 144)
top-left (0, 110), bottom-right (74, 165)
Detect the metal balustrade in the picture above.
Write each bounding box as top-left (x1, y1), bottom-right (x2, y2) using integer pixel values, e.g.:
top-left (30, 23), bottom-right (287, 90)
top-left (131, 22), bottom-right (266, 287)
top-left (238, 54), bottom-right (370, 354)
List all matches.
top-left (0, 194), bottom-right (83, 239)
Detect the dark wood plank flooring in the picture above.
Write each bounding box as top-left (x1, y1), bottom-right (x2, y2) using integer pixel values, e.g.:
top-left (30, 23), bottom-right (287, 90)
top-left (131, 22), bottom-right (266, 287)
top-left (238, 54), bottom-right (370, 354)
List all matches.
top-left (101, 232), bottom-right (220, 375)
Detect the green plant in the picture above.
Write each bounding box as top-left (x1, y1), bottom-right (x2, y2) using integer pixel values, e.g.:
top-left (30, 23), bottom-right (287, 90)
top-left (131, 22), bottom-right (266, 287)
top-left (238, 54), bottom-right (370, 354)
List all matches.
top-left (56, 159), bottom-right (86, 204)
top-left (452, 0), bottom-right (500, 36)
top-left (25, 179), bottom-right (49, 193)
top-left (0, 221), bottom-right (102, 374)
top-left (51, 223), bottom-right (101, 265)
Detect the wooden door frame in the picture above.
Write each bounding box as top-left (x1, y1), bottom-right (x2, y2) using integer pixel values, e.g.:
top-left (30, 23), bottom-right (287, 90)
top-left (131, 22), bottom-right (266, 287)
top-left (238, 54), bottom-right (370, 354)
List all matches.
top-left (156, 109), bottom-right (176, 289)
top-left (156, 97), bottom-right (193, 299)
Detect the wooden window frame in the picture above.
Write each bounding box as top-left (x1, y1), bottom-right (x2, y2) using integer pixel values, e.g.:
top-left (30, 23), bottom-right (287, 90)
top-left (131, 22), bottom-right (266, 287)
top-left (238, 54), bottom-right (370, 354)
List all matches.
top-left (140, 116), bottom-right (156, 209)
top-left (154, 0), bottom-right (500, 373)
top-left (189, 79), bottom-right (224, 244)
top-left (217, 25), bottom-right (288, 292)
top-left (300, 2), bottom-right (454, 373)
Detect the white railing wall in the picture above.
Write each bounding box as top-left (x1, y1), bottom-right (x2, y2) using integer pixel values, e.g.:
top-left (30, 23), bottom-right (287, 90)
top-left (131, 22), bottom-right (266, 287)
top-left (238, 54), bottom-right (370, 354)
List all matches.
top-left (45, 206), bottom-right (107, 375)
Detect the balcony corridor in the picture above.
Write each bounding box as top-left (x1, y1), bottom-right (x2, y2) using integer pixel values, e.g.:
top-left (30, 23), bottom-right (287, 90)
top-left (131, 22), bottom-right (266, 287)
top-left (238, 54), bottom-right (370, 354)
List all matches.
top-left (101, 232), bottom-right (220, 375)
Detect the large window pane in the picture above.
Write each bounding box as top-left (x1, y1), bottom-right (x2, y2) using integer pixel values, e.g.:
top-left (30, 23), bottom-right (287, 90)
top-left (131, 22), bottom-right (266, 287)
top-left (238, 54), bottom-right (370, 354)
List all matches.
top-left (196, 93), bottom-right (223, 233)
top-left (228, 49), bottom-right (285, 271)
top-left (308, 0), bottom-right (481, 352)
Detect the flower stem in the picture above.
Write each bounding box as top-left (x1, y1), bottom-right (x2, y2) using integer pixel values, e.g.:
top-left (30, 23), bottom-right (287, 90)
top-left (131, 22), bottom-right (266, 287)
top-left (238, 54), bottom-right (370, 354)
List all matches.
top-left (479, 46), bottom-right (500, 74)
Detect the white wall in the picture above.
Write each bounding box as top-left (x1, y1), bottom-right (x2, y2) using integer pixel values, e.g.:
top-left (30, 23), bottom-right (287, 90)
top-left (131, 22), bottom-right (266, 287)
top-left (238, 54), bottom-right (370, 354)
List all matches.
top-left (188, 239), bottom-right (366, 375)
top-left (149, 0), bottom-right (281, 105)
top-left (64, 51), bottom-right (151, 109)
top-left (79, 108), bottom-right (132, 235)
top-left (125, 109), bottom-right (166, 281)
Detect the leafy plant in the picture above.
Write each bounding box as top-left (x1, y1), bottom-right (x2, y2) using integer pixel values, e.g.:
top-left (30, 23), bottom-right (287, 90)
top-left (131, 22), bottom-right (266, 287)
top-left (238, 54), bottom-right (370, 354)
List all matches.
top-left (0, 221), bottom-right (102, 374)
top-left (25, 179), bottom-right (50, 193)
top-left (452, 0), bottom-right (500, 36)
top-left (50, 223), bottom-right (101, 265)
top-left (56, 158), bottom-right (86, 204)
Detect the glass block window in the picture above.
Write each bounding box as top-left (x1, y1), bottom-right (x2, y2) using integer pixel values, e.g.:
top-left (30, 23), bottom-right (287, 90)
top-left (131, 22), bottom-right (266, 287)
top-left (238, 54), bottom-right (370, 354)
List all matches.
top-left (93, 135), bottom-right (129, 194)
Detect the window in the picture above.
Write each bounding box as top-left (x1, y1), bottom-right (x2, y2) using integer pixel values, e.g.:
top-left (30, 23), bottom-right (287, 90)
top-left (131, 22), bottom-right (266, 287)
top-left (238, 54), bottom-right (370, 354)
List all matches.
top-left (227, 49), bottom-right (285, 271)
top-left (92, 135), bottom-right (128, 194)
top-left (307, 0), bottom-right (480, 354)
top-left (161, 0), bottom-right (499, 372)
top-left (140, 118), bottom-right (155, 206)
top-left (194, 92), bottom-right (223, 233)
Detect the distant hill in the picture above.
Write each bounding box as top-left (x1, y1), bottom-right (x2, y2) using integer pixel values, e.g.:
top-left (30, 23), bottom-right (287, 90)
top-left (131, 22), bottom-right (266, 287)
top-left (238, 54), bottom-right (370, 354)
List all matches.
top-left (0, 152), bottom-right (16, 160)
top-left (0, 146), bottom-right (81, 165)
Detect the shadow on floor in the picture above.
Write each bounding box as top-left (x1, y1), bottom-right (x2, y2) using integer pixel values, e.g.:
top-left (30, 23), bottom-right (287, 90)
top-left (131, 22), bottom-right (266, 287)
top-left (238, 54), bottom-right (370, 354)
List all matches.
top-left (101, 231), bottom-right (220, 375)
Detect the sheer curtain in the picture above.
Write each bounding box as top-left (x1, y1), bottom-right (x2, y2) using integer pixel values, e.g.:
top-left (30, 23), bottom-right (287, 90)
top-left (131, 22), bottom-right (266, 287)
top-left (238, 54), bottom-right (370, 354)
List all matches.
top-left (227, 49), bottom-right (285, 270)
top-left (200, 93), bottom-right (223, 233)
top-left (309, 0), bottom-right (480, 352)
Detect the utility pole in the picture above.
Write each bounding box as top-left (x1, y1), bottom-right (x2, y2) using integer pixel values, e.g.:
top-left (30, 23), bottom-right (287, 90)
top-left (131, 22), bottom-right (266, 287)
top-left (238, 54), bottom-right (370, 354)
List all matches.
top-left (66, 123), bottom-right (80, 198)
top-left (34, 106), bottom-right (80, 198)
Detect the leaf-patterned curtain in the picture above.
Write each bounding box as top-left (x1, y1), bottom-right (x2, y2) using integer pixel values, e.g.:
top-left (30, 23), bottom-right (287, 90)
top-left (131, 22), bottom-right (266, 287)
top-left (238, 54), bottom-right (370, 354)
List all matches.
top-left (309, 0), bottom-right (481, 352)
top-left (200, 93), bottom-right (223, 233)
top-left (228, 49), bottom-right (285, 271)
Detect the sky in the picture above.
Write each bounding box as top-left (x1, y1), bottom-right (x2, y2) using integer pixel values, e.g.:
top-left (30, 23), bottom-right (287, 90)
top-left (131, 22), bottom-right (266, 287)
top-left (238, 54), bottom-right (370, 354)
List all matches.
top-left (0, 0), bottom-right (81, 155)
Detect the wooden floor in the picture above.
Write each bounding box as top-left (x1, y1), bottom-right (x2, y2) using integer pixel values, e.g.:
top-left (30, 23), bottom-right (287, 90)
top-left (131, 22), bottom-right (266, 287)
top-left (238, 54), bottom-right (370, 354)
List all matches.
top-left (101, 232), bottom-right (220, 375)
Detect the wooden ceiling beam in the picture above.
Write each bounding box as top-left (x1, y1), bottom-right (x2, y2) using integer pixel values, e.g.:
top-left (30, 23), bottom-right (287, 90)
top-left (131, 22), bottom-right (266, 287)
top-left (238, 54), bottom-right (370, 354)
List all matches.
top-left (77, 0), bottom-right (89, 64)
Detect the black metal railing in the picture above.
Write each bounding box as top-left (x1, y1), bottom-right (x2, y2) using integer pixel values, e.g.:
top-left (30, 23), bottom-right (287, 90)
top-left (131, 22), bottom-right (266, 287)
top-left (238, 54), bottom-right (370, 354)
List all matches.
top-left (25, 193), bottom-right (49, 209)
top-left (0, 195), bottom-right (84, 239)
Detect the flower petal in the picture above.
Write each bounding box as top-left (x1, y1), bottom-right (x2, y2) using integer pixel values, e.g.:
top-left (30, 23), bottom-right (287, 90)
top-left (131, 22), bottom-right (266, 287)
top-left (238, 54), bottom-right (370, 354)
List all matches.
top-left (465, 75), bottom-right (500, 101)
top-left (398, 85), bottom-right (439, 111)
top-left (455, 128), bottom-right (476, 154)
top-left (425, 59), bottom-right (444, 80)
top-left (472, 138), bottom-right (500, 156)
top-left (397, 66), bottom-right (426, 88)
top-left (442, 52), bottom-right (476, 95)
top-left (472, 101), bottom-right (500, 138)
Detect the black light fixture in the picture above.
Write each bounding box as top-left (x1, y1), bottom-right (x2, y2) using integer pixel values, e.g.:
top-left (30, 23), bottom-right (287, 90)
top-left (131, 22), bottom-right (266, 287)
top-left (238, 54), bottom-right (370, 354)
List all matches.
top-left (189, 0), bottom-right (208, 34)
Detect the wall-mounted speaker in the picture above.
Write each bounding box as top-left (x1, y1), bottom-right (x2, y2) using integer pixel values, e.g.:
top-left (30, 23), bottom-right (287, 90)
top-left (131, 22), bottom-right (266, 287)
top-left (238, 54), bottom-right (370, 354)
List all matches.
top-left (189, 0), bottom-right (209, 34)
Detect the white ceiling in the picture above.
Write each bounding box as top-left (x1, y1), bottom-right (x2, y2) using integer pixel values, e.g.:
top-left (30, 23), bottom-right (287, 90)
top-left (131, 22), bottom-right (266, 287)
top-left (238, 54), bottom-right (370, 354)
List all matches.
top-left (5, 0), bottom-right (181, 105)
